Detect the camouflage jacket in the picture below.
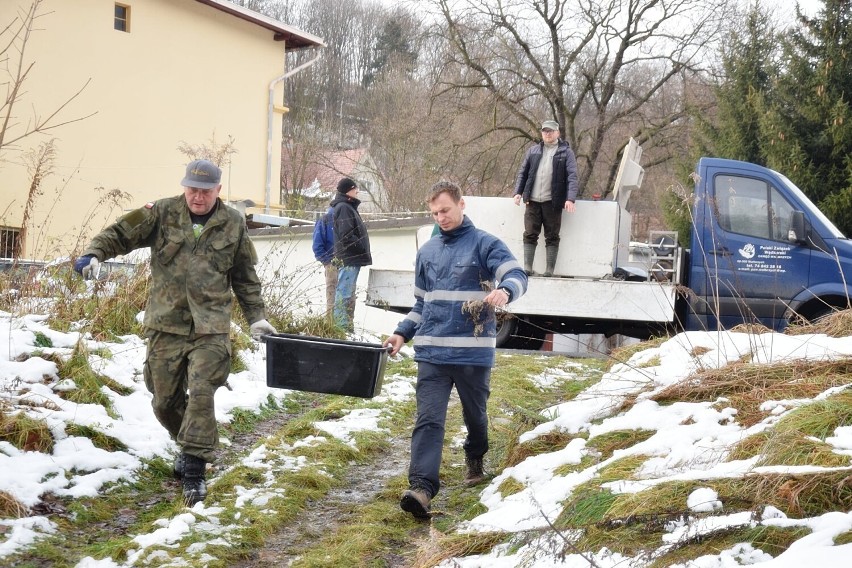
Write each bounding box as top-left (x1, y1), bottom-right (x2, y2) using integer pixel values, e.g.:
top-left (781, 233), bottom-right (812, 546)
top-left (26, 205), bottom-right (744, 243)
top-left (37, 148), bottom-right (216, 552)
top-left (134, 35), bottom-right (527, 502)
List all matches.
top-left (83, 196), bottom-right (267, 335)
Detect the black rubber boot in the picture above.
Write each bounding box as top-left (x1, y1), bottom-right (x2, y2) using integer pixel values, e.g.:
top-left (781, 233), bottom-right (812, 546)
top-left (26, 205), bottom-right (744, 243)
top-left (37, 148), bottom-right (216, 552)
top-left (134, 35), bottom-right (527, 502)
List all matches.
top-left (173, 453), bottom-right (185, 479)
top-left (181, 454), bottom-right (207, 506)
top-left (543, 245), bottom-right (559, 277)
top-left (523, 243), bottom-right (537, 276)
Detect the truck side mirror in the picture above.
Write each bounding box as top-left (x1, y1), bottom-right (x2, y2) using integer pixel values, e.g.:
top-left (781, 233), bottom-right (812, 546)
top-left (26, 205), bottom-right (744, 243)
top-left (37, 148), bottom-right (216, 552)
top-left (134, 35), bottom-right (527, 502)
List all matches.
top-left (788, 210), bottom-right (807, 244)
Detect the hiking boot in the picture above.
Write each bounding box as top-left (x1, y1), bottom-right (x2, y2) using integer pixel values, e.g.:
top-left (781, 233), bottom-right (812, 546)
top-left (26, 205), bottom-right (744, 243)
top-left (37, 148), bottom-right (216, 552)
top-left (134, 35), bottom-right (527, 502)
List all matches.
top-left (173, 453), bottom-right (185, 479)
top-left (181, 454), bottom-right (207, 506)
top-left (400, 487), bottom-right (431, 519)
top-left (464, 455), bottom-right (485, 486)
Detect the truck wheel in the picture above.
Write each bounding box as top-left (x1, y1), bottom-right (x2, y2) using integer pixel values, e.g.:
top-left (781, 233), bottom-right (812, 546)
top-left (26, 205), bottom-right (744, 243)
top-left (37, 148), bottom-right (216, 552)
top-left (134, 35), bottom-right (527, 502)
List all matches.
top-left (495, 315), bottom-right (518, 348)
top-left (496, 316), bottom-right (547, 350)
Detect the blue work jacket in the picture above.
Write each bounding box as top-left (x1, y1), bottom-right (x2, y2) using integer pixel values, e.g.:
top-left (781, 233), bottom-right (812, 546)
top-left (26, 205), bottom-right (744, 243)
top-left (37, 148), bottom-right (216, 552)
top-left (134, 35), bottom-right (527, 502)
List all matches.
top-left (393, 216), bottom-right (527, 367)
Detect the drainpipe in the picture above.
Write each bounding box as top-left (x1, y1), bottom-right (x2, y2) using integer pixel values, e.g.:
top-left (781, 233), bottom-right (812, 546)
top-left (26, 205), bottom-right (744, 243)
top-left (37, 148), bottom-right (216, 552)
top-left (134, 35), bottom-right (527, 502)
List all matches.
top-left (265, 53), bottom-right (322, 213)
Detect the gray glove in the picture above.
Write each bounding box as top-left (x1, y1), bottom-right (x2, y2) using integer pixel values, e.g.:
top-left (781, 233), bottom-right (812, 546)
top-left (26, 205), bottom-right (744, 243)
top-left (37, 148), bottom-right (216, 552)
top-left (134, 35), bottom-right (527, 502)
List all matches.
top-left (73, 256), bottom-right (100, 280)
top-left (82, 257), bottom-right (100, 280)
top-left (249, 319), bottom-right (276, 340)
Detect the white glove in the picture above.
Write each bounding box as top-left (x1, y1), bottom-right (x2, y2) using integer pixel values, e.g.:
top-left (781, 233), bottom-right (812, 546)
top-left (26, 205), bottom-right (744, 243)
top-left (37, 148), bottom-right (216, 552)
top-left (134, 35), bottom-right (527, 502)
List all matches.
top-left (82, 257), bottom-right (100, 280)
top-left (249, 319), bottom-right (276, 340)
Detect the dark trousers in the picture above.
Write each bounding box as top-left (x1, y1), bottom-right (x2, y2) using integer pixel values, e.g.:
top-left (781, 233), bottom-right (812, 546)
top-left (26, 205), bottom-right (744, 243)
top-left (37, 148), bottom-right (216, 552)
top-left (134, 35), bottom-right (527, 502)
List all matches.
top-left (523, 200), bottom-right (563, 247)
top-left (408, 361), bottom-right (491, 498)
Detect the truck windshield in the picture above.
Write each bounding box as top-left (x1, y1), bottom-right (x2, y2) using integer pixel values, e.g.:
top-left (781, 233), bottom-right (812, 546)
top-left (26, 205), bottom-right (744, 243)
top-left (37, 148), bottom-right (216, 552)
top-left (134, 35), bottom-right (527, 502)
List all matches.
top-left (775, 171), bottom-right (846, 239)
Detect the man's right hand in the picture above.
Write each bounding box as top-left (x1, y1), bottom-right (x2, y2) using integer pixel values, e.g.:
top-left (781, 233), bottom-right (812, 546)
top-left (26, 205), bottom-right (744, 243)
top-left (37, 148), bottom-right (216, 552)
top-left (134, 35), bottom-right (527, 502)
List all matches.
top-left (73, 255), bottom-right (100, 280)
top-left (513, 194), bottom-right (522, 206)
top-left (383, 334), bottom-right (405, 356)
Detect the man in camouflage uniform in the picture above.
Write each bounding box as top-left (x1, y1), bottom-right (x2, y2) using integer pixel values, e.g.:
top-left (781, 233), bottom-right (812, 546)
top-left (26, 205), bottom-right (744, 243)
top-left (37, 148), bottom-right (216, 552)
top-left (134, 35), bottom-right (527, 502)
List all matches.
top-left (74, 159), bottom-right (277, 506)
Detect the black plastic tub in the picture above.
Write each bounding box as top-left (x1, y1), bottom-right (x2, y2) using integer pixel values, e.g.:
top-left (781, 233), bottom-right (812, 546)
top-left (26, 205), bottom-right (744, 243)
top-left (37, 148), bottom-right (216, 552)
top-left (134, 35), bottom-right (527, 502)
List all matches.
top-left (264, 333), bottom-right (389, 398)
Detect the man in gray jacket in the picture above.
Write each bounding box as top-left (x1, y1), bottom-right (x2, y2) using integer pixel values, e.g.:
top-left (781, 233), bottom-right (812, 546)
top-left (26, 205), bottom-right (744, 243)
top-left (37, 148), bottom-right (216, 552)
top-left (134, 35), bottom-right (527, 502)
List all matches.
top-left (513, 120), bottom-right (580, 276)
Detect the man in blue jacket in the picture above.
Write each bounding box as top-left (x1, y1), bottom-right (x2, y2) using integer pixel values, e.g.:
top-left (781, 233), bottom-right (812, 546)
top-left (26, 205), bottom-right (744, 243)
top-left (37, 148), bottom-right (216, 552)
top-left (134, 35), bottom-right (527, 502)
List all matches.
top-left (384, 181), bottom-right (528, 519)
top-left (311, 204), bottom-right (336, 316)
top-left (513, 120), bottom-right (580, 276)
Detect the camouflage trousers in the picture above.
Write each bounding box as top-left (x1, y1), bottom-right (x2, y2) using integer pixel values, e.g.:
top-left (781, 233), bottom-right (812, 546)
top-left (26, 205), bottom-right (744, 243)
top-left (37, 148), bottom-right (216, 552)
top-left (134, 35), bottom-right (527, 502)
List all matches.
top-left (143, 329), bottom-right (231, 463)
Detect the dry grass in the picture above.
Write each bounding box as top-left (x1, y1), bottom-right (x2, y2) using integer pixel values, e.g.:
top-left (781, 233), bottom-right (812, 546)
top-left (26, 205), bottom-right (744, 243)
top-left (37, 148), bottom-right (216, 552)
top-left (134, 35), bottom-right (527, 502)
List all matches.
top-left (739, 391), bottom-right (852, 468)
top-left (738, 471), bottom-right (852, 517)
top-left (461, 299), bottom-right (490, 337)
top-left (0, 411), bottom-right (53, 453)
top-left (604, 477), bottom-right (698, 523)
top-left (649, 525), bottom-right (810, 567)
top-left (756, 430), bottom-right (850, 468)
top-left (411, 530), bottom-right (507, 568)
top-left (786, 308), bottom-right (852, 337)
top-left (504, 430), bottom-right (577, 468)
top-left (496, 476), bottom-right (526, 499)
top-left (729, 322), bottom-right (774, 334)
top-left (596, 455), bottom-right (648, 484)
top-left (727, 431), bottom-right (771, 461)
top-left (49, 261), bottom-right (150, 340)
top-left (651, 359), bottom-right (852, 426)
top-left (0, 490), bottom-right (29, 518)
top-left (587, 429), bottom-right (656, 460)
top-left (606, 336), bottom-right (668, 371)
top-left (689, 345), bottom-right (713, 357)
top-left (555, 485), bottom-right (618, 529)
top-left (774, 391), bottom-right (852, 439)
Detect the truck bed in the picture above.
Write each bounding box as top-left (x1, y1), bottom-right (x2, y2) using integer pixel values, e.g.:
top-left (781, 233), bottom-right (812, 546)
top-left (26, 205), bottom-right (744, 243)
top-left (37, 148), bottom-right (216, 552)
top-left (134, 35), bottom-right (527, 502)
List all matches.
top-left (365, 268), bottom-right (678, 323)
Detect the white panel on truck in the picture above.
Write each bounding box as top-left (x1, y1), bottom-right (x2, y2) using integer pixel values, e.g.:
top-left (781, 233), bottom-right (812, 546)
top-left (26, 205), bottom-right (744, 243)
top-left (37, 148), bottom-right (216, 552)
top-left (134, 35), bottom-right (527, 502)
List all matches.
top-left (366, 268), bottom-right (677, 323)
top-left (462, 196), bottom-right (626, 279)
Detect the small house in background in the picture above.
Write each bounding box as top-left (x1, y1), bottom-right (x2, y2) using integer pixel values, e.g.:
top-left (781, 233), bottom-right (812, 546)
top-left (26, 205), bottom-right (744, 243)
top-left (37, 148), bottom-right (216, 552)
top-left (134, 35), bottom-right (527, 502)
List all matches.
top-left (281, 147), bottom-right (386, 217)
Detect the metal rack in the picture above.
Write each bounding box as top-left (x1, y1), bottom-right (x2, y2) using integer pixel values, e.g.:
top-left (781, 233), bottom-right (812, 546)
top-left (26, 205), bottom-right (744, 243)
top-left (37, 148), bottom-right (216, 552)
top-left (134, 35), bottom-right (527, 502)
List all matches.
top-left (648, 230), bottom-right (681, 283)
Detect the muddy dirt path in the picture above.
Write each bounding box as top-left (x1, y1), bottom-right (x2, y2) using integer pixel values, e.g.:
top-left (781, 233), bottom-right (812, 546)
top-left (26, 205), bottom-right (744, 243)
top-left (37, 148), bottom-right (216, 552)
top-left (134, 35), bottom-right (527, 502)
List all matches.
top-left (231, 431), bottom-right (413, 567)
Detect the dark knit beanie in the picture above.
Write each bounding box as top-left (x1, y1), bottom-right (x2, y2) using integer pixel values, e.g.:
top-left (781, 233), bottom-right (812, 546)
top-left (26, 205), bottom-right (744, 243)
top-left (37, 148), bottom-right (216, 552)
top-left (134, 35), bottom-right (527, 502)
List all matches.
top-left (337, 177), bottom-right (357, 193)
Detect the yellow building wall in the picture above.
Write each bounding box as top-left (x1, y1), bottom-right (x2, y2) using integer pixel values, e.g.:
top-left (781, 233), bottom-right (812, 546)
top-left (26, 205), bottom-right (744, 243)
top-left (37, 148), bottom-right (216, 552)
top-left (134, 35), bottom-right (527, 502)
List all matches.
top-left (0, 0), bottom-right (292, 259)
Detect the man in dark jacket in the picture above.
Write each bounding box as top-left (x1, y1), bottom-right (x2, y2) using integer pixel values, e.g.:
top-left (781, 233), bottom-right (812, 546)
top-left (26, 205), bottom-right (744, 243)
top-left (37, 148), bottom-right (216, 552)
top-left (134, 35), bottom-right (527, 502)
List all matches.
top-left (384, 181), bottom-right (528, 519)
top-left (330, 177), bottom-right (372, 331)
top-left (73, 159), bottom-right (277, 506)
top-left (513, 120), bottom-right (580, 276)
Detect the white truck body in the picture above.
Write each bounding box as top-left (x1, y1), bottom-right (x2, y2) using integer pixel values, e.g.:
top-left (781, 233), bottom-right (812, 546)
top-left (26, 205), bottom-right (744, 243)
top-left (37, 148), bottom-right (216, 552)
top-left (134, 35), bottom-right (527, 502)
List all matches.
top-left (364, 139), bottom-right (683, 343)
top-left (367, 267), bottom-right (678, 323)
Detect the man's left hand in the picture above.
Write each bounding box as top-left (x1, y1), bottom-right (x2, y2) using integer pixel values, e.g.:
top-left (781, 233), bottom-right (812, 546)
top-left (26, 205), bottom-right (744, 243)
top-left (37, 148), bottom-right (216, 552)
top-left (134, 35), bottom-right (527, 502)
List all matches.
top-left (564, 201), bottom-right (576, 213)
top-left (249, 319), bottom-right (277, 340)
top-left (73, 255), bottom-right (100, 280)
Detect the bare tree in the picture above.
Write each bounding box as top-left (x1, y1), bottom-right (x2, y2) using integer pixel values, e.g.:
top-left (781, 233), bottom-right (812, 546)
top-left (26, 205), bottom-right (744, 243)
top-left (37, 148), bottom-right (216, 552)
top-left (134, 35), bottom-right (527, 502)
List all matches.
top-left (426, 0), bottom-right (732, 197)
top-left (0, 0), bottom-right (94, 154)
top-left (1, 0), bottom-right (96, 260)
top-left (283, 0), bottom-right (384, 143)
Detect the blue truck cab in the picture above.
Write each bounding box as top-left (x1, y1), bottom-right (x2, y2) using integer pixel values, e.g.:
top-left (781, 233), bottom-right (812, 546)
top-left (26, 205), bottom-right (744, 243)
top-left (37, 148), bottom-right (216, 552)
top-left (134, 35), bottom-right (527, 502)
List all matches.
top-left (686, 157), bottom-right (852, 332)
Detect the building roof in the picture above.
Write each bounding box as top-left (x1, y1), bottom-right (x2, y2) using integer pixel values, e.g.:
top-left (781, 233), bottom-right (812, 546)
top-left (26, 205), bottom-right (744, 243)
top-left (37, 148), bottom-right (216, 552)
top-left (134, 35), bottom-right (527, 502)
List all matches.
top-left (194, 0), bottom-right (325, 49)
top-left (283, 148), bottom-right (371, 194)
